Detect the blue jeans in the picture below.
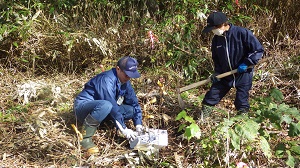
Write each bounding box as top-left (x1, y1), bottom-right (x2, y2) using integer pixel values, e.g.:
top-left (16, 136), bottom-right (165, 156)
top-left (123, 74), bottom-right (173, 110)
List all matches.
top-left (74, 100), bottom-right (134, 124)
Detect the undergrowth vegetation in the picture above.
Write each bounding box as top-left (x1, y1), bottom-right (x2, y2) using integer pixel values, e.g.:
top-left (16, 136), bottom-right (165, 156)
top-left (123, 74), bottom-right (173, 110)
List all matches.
top-left (0, 0), bottom-right (299, 167)
top-left (177, 88), bottom-right (299, 167)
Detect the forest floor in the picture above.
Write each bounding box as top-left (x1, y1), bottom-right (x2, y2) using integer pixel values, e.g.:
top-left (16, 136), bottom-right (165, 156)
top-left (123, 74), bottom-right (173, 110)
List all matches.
top-left (0, 52), bottom-right (299, 167)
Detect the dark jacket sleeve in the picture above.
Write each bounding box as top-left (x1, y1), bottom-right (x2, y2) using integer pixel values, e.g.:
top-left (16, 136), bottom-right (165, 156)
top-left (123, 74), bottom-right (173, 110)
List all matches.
top-left (124, 82), bottom-right (143, 126)
top-left (242, 29), bottom-right (264, 66)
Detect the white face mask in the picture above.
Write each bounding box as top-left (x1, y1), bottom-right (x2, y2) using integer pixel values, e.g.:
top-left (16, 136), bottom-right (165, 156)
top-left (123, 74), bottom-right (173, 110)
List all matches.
top-left (212, 28), bottom-right (225, 36)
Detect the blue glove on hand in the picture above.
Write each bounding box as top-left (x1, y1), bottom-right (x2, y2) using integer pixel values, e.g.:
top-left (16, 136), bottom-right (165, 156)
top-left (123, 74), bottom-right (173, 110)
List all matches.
top-left (237, 63), bottom-right (248, 73)
top-left (210, 73), bottom-right (220, 83)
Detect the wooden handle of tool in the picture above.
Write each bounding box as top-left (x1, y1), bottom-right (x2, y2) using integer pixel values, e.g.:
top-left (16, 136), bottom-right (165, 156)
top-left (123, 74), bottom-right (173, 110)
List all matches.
top-left (178, 66), bottom-right (253, 93)
top-left (178, 78), bottom-right (211, 93)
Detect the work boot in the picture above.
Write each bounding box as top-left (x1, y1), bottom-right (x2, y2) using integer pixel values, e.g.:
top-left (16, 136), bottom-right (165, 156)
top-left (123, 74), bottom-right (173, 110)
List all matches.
top-left (237, 108), bottom-right (249, 116)
top-left (199, 105), bottom-right (213, 120)
top-left (80, 114), bottom-right (100, 154)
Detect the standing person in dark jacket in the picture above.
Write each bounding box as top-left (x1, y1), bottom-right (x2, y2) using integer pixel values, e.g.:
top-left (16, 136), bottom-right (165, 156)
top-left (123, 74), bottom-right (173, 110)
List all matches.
top-left (74, 56), bottom-right (144, 154)
top-left (200, 11), bottom-right (264, 118)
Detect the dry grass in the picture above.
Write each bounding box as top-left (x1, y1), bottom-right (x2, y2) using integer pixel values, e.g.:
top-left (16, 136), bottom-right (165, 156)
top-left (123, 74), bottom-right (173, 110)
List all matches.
top-left (0, 67), bottom-right (180, 167)
top-left (0, 50), bottom-right (299, 167)
top-left (0, 1), bottom-right (299, 167)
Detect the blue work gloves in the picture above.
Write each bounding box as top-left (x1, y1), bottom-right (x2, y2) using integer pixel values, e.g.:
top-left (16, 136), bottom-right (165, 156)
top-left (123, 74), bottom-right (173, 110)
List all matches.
top-left (237, 63), bottom-right (248, 73)
top-left (210, 73), bottom-right (220, 83)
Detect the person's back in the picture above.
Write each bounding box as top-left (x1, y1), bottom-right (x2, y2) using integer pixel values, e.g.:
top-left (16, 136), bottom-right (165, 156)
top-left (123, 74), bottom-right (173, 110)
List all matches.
top-left (75, 70), bottom-right (115, 102)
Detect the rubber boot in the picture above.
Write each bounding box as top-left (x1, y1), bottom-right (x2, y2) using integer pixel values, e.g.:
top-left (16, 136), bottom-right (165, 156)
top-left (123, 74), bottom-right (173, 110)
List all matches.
top-left (237, 108), bottom-right (249, 116)
top-left (200, 104), bottom-right (213, 120)
top-left (80, 114), bottom-right (100, 154)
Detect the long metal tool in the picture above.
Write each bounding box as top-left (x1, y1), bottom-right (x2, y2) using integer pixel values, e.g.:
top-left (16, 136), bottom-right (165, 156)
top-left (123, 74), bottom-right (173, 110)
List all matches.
top-left (177, 66), bottom-right (253, 109)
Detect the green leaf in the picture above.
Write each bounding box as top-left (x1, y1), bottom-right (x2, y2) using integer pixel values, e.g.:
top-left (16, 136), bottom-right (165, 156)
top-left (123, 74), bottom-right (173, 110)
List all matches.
top-left (255, 109), bottom-right (262, 116)
top-left (234, 124), bottom-right (243, 136)
top-left (289, 140), bottom-right (299, 146)
top-left (268, 112), bottom-right (281, 129)
top-left (175, 33), bottom-right (181, 43)
top-left (281, 115), bottom-right (293, 124)
top-left (184, 115), bottom-right (195, 123)
top-left (264, 97), bottom-right (272, 106)
top-left (229, 129), bottom-right (240, 150)
top-left (178, 124), bottom-right (186, 132)
top-left (227, 117), bottom-right (240, 124)
top-left (275, 143), bottom-right (285, 158)
top-left (268, 103), bottom-right (278, 110)
top-left (270, 88), bottom-right (284, 102)
top-left (160, 161), bottom-right (170, 166)
top-left (13, 42), bottom-right (18, 47)
top-left (184, 127), bottom-right (192, 140)
top-left (288, 122), bottom-right (300, 137)
top-left (260, 136), bottom-right (272, 159)
top-left (21, 58), bottom-right (29, 63)
top-left (234, 120), bottom-right (259, 141)
top-left (219, 119), bottom-right (235, 134)
top-left (284, 106), bottom-right (300, 117)
top-left (286, 150), bottom-right (295, 168)
top-left (190, 123), bottom-right (201, 138)
top-left (176, 110), bottom-right (187, 120)
top-left (243, 120), bottom-right (259, 140)
top-left (277, 103), bottom-right (290, 112)
top-left (49, 7), bottom-right (55, 14)
top-left (290, 145), bottom-right (300, 155)
top-left (185, 123), bottom-right (201, 140)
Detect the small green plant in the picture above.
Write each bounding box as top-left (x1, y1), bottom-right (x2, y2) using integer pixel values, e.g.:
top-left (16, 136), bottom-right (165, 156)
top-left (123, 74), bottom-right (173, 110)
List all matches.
top-left (176, 109), bottom-right (201, 140)
top-left (0, 105), bottom-right (28, 122)
top-left (213, 88), bottom-right (299, 166)
top-left (253, 88), bottom-right (300, 167)
top-left (57, 103), bottom-right (72, 113)
top-left (177, 88), bottom-right (299, 166)
top-left (0, 111), bottom-right (17, 122)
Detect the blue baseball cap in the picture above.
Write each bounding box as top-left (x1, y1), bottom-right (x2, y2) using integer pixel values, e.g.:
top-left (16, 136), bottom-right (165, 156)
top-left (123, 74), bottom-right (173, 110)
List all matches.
top-left (117, 56), bottom-right (141, 78)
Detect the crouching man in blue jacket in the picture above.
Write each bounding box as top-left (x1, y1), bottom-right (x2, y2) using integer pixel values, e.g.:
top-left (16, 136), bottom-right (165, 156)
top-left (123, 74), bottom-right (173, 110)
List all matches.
top-left (200, 11), bottom-right (264, 118)
top-left (74, 56), bottom-right (143, 154)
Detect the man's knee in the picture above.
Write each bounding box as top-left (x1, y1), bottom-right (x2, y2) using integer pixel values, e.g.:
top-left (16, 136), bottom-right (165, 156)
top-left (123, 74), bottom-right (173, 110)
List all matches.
top-left (120, 105), bottom-right (134, 120)
top-left (96, 100), bottom-right (113, 112)
top-left (91, 100), bottom-right (112, 113)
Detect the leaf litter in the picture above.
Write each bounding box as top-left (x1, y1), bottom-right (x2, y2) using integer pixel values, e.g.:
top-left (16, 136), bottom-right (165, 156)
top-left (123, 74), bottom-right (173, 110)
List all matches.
top-left (0, 62), bottom-right (299, 167)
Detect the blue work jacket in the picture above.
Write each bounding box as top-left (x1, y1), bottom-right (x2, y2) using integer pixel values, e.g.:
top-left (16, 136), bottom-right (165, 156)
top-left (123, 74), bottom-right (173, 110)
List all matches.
top-left (75, 68), bottom-right (142, 129)
top-left (211, 24), bottom-right (264, 86)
